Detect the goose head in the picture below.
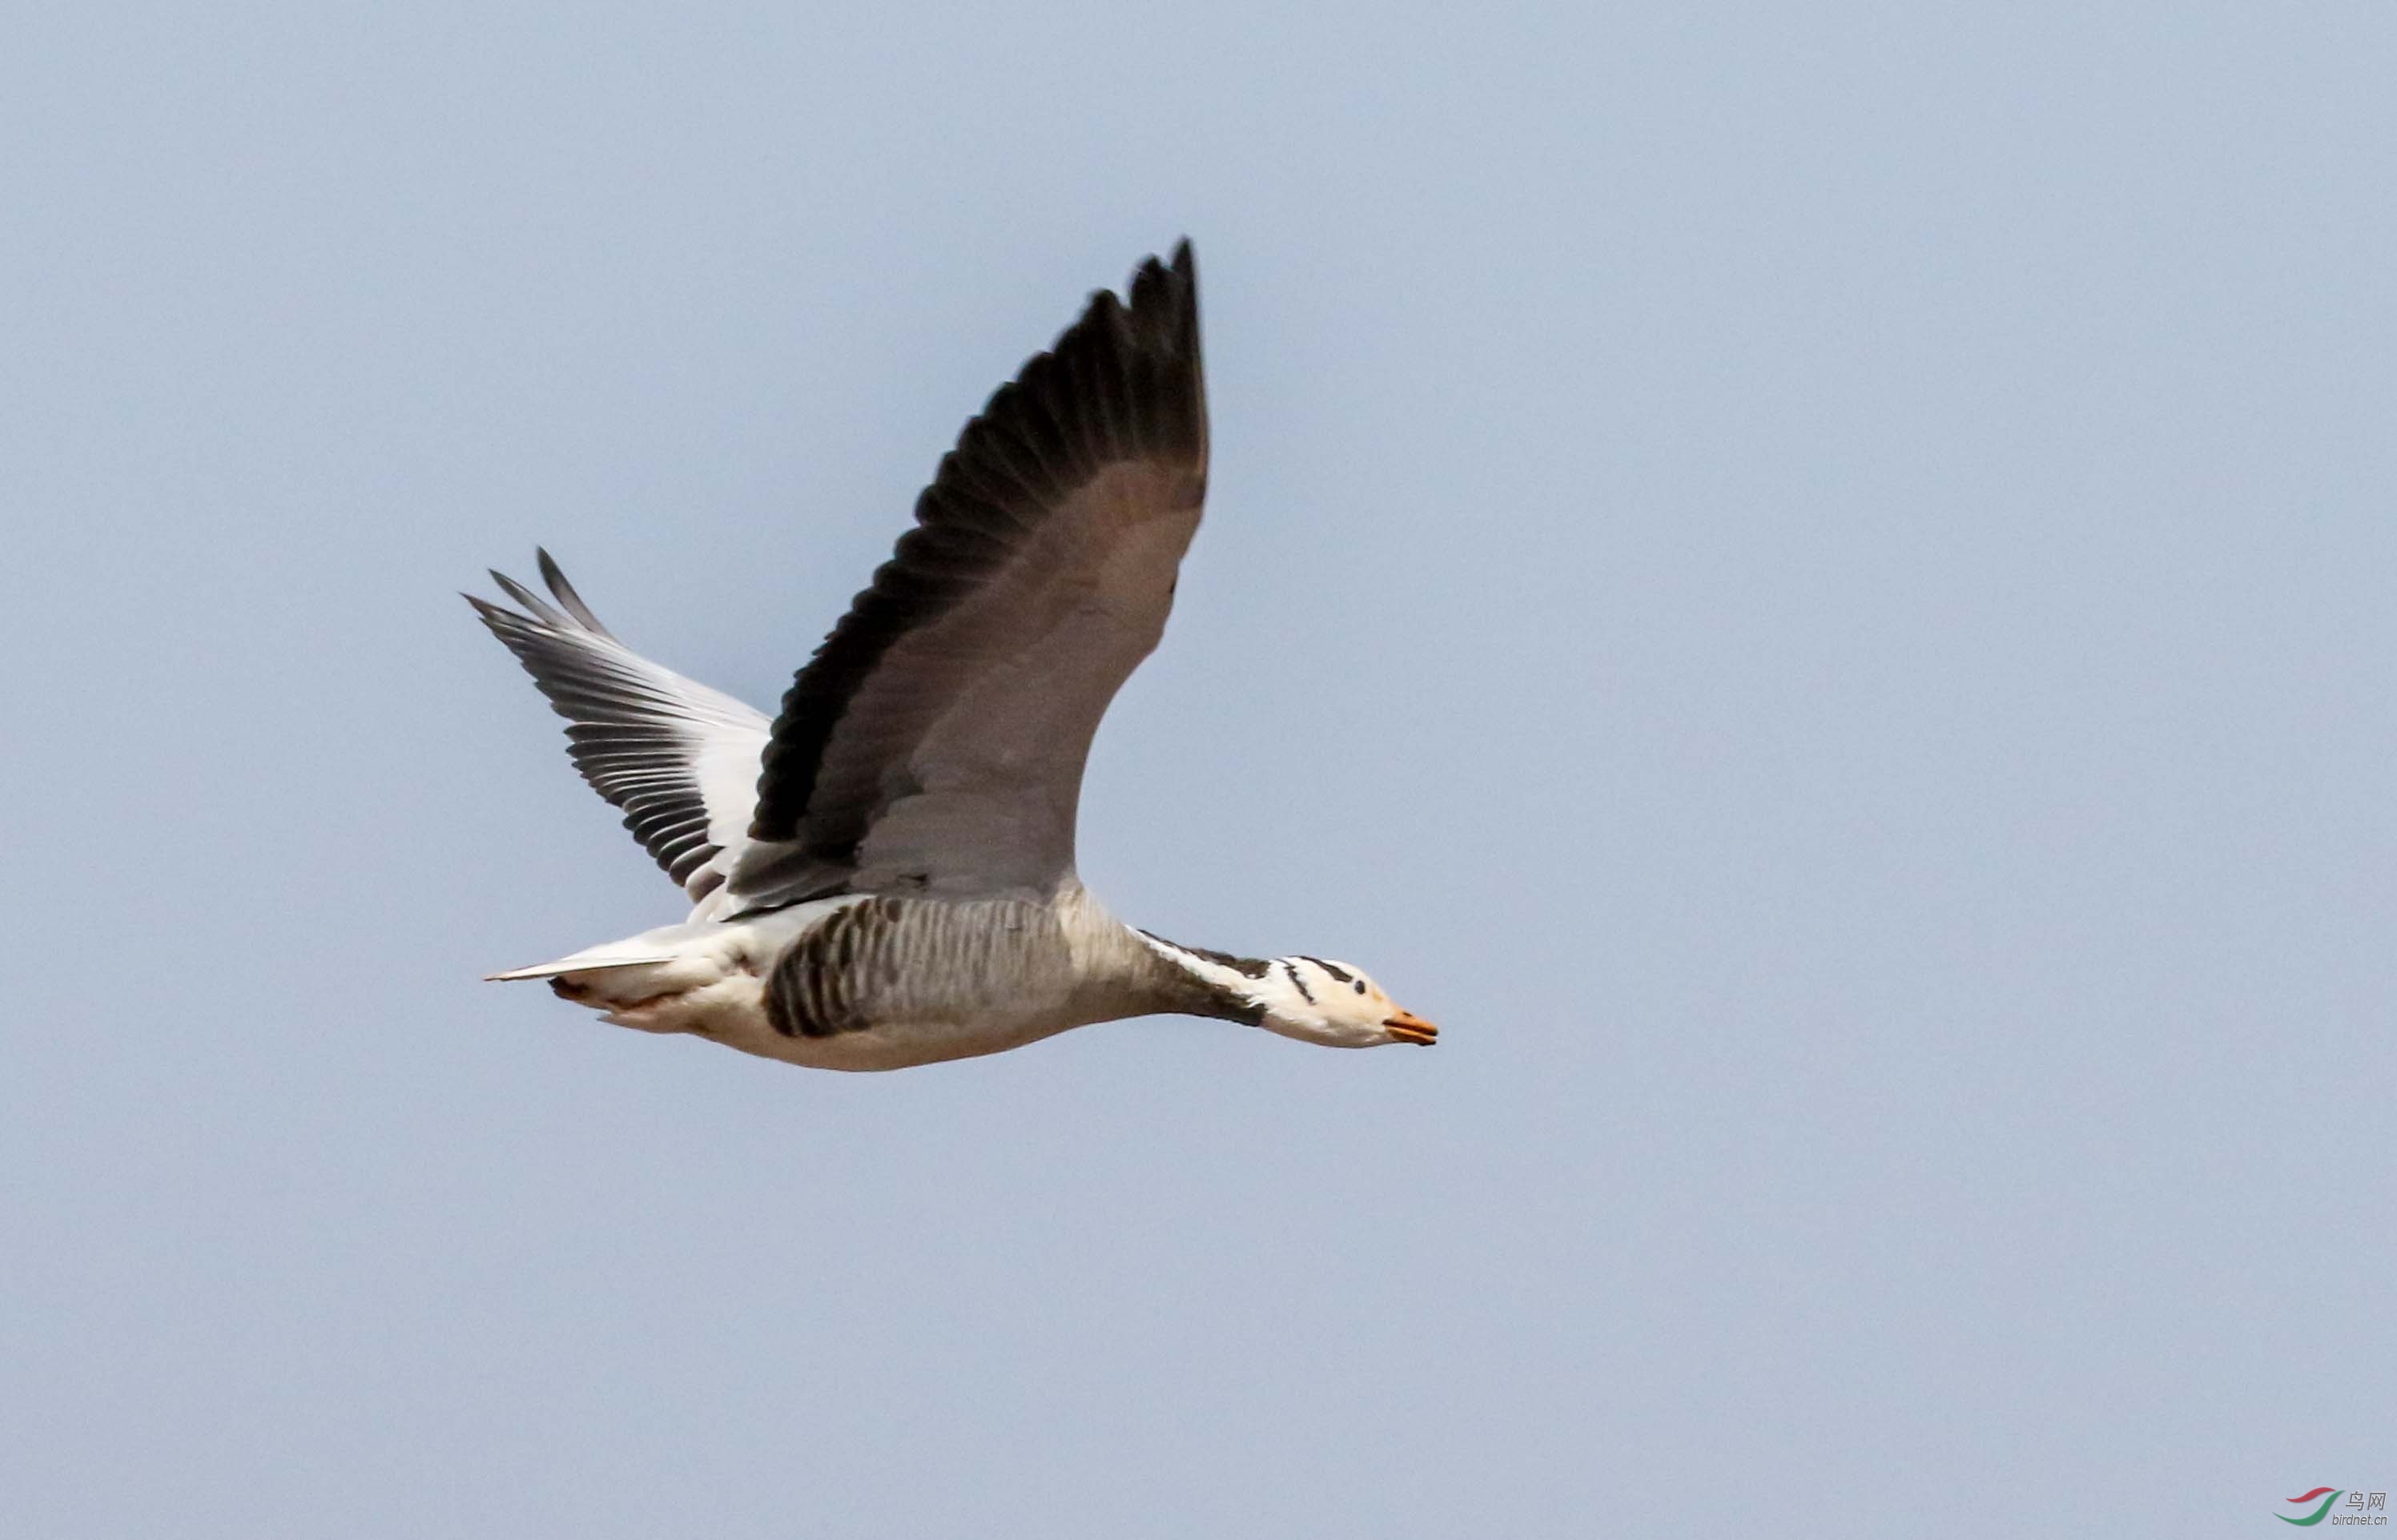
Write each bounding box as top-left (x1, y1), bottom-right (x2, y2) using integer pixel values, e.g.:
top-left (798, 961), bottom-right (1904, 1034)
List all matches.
top-left (1249, 955), bottom-right (1438, 1049)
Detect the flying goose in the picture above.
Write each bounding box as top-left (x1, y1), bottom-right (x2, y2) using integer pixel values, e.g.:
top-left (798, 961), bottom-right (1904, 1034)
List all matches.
top-left (470, 242), bottom-right (1437, 1070)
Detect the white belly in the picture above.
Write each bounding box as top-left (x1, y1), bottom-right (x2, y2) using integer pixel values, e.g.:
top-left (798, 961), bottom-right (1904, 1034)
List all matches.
top-left (608, 973), bottom-right (1094, 1071)
top-left (723, 1007), bottom-right (1089, 1070)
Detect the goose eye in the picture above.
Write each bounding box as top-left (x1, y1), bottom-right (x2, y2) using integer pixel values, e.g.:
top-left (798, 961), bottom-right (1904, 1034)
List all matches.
top-left (1353, 979), bottom-right (1366, 995)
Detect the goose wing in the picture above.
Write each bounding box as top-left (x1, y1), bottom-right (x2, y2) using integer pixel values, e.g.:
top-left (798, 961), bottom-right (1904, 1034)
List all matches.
top-left (471, 551), bottom-right (770, 911)
top-left (727, 242), bottom-right (1208, 909)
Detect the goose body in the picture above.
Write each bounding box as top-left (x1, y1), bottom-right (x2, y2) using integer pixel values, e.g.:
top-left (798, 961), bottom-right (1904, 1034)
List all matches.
top-left (472, 243), bottom-right (1436, 1071)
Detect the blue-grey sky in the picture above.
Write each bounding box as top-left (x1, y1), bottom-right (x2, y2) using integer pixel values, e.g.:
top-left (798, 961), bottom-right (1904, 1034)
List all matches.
top-left (6, 3), bottom-right (2392, 1534)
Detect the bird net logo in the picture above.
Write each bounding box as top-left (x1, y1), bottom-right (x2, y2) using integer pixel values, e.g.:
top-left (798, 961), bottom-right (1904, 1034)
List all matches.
top-left (2278, 1489), bottom-right (2388, 1526)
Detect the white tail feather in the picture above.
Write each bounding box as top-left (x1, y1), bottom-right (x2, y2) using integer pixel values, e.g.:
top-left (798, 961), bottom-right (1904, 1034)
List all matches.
top-left (485, 955), bottom-right (677, 983)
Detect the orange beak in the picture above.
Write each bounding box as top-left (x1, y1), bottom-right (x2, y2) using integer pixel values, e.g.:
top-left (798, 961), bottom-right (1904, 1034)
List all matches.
top-left (1382, 1009), bottom-right (1438, 1046)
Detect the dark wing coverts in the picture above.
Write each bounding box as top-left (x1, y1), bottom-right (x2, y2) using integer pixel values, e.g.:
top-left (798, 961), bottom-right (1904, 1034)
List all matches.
top-left (730, 242), bottom-right (1208, 907)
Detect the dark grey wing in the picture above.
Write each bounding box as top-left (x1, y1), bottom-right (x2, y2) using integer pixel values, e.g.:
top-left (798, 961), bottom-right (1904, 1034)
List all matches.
top-left (471, 550), bottom-right (771, 912)
top-left (727, 241), bottom-right (1207, 909)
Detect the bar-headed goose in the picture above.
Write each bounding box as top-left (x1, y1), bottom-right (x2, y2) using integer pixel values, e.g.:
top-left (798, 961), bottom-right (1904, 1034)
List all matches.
top-left (470, 242), bottom-right (1437, 1070)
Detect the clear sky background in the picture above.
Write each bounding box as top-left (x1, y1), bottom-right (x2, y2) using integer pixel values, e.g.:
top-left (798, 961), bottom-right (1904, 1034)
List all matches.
top-left (5, 3), bottom-right (2391, 1534)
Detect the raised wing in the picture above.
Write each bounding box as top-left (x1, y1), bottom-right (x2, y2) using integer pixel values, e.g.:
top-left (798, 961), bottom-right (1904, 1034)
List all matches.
top-left (728, 241), bottom-right (1208, 909)
top-left (470, 550), bottom-right (770, 912)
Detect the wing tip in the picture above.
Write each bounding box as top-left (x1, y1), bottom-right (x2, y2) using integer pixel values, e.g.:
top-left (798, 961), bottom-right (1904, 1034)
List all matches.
top-left (468, 551), bottom-right (623, 645)
top-left (535, 548), bottom-right (616, 638)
